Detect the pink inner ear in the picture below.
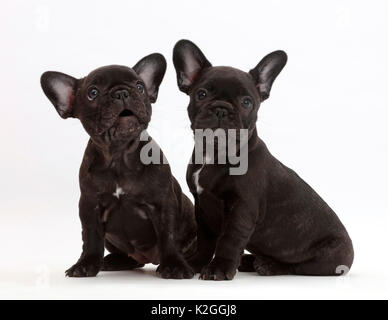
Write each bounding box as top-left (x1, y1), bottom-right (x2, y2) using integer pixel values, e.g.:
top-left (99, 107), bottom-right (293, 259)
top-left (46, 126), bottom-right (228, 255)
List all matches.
top-left (52, 79), bottom-right (73, 114)
top-left (182, 51), bottom-right (201, 85)
top-left (138, 68), bottom-right (154, 93)
top-left (256, 83), bottom-right (270, 101)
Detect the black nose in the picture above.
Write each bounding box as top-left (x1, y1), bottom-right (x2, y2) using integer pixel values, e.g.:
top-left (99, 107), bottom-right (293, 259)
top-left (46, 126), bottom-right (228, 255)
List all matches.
top-left (214, 106), bottom-right (229, 119)
top-left (112, 89), bottom-right (129, 100)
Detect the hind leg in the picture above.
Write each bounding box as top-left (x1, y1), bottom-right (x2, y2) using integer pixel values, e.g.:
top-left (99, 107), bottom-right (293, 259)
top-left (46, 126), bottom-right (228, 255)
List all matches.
top-left (253, 254), bottom-right (292, 276)
top-left (293, 237), bottom-right (354, 276)
top-left (102, 254), bottom-right (144, 271)
top-left (238, 253), bottom-right (292, 275)
top-left (101, 240), bottom-right (144, 271)
top-left (239, 236), bottom-right (353, 276)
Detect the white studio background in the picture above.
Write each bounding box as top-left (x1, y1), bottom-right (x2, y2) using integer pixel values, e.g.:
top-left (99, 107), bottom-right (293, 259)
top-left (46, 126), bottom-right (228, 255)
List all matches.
top-left (0, 0), bottom-right (387, 299)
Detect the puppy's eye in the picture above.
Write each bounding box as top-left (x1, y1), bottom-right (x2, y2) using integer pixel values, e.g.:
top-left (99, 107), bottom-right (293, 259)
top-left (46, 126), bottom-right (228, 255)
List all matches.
top-left (197, 89), bottom-right (207, 100)
top-left (242, 98), bottom-right (253, 108)
top-left (87, 87), bottom-right (99, 101)
top-left (136, 83), bottom-right (144, 93)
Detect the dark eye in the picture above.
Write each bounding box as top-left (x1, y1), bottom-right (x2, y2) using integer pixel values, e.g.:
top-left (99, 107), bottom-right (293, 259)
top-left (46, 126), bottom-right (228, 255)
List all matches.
top-left (242, 98), bottom-right (253, 108)
top-left (197, 89), bottom-right (207, 100)
top-left (136, 82), bottom-right (144, 93)
top-left (87, 87), bottom-right (99, 101)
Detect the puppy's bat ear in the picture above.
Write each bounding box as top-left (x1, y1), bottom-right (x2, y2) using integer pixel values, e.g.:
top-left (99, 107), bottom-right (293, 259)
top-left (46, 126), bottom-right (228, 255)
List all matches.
top-left (40, 71), bottom-right (77, 119)
top-left (173, 39), bottom-right (212, 94)
top-left (133, 53), bottom-right (166, 103)
top-left (249, 50), bottom-right (287, 101)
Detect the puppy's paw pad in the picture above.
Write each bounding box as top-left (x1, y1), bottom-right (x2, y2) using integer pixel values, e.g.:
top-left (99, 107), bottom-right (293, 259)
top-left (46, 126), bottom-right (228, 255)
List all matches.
top-left (65, 256), bottom-right (102, 277)
top-left (65, 264), bottom-right (99, 277)
top-left (200, 260), bottom-right (236, 281)
top-left (157, 260), bottom-right (194, 279)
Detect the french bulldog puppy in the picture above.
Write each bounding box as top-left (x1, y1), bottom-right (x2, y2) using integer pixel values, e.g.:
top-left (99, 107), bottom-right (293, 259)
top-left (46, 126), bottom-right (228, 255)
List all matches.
top-left (173, 40), bottom-right (354, 280)
top-left (41, 54), bottom-right (196, 279)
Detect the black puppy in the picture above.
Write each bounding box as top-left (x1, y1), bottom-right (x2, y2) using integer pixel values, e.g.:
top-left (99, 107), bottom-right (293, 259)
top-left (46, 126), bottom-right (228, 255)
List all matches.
top-left (173, 40), bottom-right (354, 280)
top-left (41, 54), bottom-right (196, 279)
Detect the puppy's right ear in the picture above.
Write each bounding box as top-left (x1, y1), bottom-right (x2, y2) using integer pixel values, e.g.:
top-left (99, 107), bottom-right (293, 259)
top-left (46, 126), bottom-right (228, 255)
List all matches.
top-left (249, 51), bottom-right (287, 101)
top-left (173, 40), bottom-right (211, 94)
top-left (40, 71), bottom-right (77, 119)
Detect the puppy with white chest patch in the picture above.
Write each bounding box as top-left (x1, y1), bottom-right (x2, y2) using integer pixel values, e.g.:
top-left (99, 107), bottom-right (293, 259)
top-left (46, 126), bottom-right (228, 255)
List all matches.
top-left (41, 54), bottom-right (196, 279)
top-left (173, 40), bottom-right (354, 280)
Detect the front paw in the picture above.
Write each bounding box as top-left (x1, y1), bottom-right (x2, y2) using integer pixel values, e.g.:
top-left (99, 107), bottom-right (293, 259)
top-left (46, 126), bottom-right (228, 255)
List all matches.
top-left (157, 256), bottom-right (195, 279)
top-left (65, 255), bottom-right (102, 277)
top-left (200, 258), bottom-right (237, 281)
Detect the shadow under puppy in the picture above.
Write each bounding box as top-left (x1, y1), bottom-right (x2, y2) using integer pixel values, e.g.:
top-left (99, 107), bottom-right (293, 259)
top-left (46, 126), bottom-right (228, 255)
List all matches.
top-left (173, 40), bottom-right (354, 280)
top-left (41, 54), bottom-right (196, 279)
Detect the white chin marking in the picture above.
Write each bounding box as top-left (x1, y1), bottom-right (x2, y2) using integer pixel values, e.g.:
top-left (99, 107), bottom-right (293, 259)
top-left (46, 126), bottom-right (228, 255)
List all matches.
top-left (113, 185), bottom-right (125, 199)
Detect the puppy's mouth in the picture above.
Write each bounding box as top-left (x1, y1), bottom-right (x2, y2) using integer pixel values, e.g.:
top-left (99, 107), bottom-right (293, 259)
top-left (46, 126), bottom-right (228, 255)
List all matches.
top-left (95, 101), bottom-right (150, 140)
top-left (114, 108), bottom-right (141, 130)
top-left (116, 108), bottom-right (139, 125)
top-left (100, 107), bottom-right (141, 137)
top-left (191, 101), bottom-right (242, 131)
top-left (119, 109), bottom-right (135, 118)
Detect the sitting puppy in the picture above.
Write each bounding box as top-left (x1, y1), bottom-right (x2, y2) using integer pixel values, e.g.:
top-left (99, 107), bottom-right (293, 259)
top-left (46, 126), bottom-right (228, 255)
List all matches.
top-left (97, 192), bottom-right (196, 269)
top-left (41, 54), bottom-right (196, 279)
top-left (173, 40), bottom-right (354, 280)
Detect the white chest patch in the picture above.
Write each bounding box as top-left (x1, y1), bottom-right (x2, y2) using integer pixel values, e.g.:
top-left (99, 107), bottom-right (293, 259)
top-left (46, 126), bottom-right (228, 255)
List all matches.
top-left (193, 165), bottom-right (205, 194)
top-left (113, 185), bottom-right (125, 199)
top-left (192, 156), bottom-right (211, 195)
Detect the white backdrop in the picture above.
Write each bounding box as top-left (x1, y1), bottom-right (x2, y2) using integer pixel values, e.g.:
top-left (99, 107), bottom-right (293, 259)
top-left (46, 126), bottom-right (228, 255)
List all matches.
top-left (0, 0), bottom-right (387, 299)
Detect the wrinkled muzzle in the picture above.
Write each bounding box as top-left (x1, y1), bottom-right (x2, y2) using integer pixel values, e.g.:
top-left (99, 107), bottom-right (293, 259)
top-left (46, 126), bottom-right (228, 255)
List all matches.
top-left (192, 100), bottom-right (243, 131)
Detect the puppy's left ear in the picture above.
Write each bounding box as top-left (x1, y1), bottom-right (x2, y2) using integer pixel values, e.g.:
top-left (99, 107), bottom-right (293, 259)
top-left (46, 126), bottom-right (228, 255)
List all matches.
top-left (249, 50), bottom-right (287, 101)
top-left (173, 40), bottom-right (212, 94)
top-left (40, 71), bottom-right (78, 118)
top-left (133, 53), bottom-right (167, 103)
